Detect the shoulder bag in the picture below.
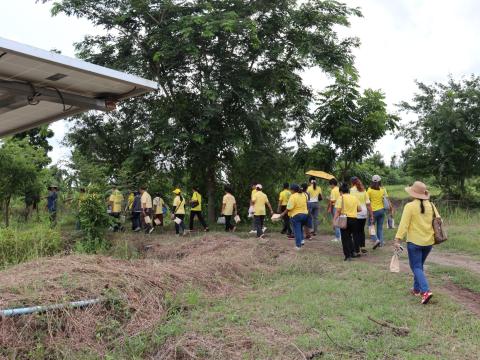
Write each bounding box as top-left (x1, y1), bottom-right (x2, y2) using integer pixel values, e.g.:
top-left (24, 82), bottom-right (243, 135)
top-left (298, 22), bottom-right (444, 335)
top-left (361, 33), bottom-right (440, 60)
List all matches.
top-left (431, 203), bottom-right (447, 245)
top-left (171, 197), bottom-right (184, 220)
top-left (333, 196), bottom-right (348, 229)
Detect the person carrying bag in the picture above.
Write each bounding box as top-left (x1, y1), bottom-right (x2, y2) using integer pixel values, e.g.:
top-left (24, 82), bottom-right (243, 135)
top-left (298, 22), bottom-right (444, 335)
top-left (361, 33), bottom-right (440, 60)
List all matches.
top-left (333, 183), bottom-right (361, 261)
top-left (394, 181), bottom-right (442, 305)
top-left (172, 189), bottom-right (186, 236)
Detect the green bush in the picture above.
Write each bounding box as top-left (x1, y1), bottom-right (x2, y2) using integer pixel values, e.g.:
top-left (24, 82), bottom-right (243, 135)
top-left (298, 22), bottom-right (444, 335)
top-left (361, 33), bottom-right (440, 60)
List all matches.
top-left (0, 225), bottom-right (63, 268)
top-left (77, 192), bottom-right (113, 253)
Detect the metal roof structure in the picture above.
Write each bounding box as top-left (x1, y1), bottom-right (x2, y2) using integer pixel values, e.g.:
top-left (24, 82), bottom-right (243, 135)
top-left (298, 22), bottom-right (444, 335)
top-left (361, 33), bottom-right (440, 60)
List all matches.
top-left (0, 37), bottom-right (157, 137)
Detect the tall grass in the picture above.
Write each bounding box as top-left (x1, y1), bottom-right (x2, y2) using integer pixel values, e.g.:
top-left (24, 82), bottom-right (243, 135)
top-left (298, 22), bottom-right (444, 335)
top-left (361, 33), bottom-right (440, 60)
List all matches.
top-left (0, 224), bottom-right (63, 268)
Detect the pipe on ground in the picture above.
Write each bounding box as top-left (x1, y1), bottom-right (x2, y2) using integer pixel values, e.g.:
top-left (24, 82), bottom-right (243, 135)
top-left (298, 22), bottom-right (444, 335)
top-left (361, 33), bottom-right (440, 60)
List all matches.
top-left (0, 298), bottom-right (102, 317)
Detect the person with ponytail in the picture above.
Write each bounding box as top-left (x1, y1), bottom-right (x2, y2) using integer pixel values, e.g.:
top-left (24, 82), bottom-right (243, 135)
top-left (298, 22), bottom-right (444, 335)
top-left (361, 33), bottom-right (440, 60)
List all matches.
top-left (394, 181), bottom-right (439, 305)
top-left (350, 177), bottom-right (373, 254)
top-left (307, 177), bottom-right (323, 236)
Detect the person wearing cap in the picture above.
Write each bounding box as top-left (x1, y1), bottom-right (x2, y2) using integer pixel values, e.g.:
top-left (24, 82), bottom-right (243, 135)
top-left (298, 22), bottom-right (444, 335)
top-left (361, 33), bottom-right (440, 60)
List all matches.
top-left (108, 185), bottom-right (124, 232)
top-left (280, 184), bottom-right (309, 250)
top-left (251, 184), bottom-right (274, 238)
top-left (333, 183), bottom-right (362, 261)
top-left (327, 178), bottom-right (341, 242)
top-left (172, 188), bottom-right (187, 236)
top-left (307, 177), bottom-right (323, 236)
top-left (394, 181), bottom-right (439, 304)
top-left (277, 183), bottom-right (292, 236)
top-left (350, 177), bottom-right (373, 254)
top-left (367, 175), bottom-right (392, 248)
top-left (46, 185), bottom-right (59, 227)
top-left (140, 186), bottom-right (154, 234)
top-left (189, 186), bottom-right (209, 232)
top-left (222, 186), bottom-right (237, 232)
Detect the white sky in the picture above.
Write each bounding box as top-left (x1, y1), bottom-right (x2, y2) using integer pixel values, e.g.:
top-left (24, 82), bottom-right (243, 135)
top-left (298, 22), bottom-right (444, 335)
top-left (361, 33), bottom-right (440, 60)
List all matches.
top-left (2, 0), bottom-right (480, 165)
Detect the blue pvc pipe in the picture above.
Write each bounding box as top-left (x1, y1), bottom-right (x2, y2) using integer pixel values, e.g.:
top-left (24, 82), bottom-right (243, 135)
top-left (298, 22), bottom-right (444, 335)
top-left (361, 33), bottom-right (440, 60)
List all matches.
top-left (0, 298), bottom-right (101, 317)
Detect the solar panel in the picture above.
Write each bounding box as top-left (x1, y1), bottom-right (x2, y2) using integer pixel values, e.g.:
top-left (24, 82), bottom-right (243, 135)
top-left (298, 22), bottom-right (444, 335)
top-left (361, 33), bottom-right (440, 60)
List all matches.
top-left (0, 37), bottom-right (157, 137)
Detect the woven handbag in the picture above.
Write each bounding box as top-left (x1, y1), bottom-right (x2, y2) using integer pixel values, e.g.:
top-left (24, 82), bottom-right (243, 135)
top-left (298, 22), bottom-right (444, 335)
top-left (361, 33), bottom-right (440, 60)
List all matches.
top-left (431, 203), bottom-right (447, 245)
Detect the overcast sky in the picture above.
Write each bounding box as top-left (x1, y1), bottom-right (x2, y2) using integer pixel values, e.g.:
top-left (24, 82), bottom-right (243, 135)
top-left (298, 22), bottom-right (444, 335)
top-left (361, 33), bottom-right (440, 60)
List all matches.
top-left (2, 0), bottom-right (480, 165)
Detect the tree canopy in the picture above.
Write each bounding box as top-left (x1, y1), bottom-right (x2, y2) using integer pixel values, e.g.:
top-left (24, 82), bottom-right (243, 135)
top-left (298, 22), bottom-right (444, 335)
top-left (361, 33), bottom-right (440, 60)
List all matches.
top-left (45, 0), bottom-right (363, 221)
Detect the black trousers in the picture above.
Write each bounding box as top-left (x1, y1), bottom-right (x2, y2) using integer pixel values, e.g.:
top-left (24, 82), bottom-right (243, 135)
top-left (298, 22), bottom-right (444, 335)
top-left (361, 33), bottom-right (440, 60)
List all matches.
top-left (132, 212), bottom-right (141, 230)
top-left (189, 210), bottom-right (207, 230)
top-left (225, 215), bottom-right (234, 231)
top-left (340, 218), bottom-right (357, 259)
top-left (254, 215), bottom-right (265, 237)
top-left (353, 218), bottom-right (367, 252)
top-left (280, 205), bottom-right (292, 235)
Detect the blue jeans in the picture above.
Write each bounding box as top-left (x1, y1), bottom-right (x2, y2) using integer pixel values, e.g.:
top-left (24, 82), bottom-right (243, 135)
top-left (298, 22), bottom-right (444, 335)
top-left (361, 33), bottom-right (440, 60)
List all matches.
top-left (291, 213), bottom-right (308, 247)
top-left (407, 242), bottom-right (432, 292)
top-left (331, 207), bottom-right (341, 239)
top-left (308, 202), bottom-right (320, 233)
top-left (370, 209), bottom-right (385, 245)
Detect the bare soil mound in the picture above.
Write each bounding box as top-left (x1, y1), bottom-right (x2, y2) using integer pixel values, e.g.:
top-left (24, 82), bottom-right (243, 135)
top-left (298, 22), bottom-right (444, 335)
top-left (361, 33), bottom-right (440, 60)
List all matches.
top-left (0, 235), bottom-right (286, 358)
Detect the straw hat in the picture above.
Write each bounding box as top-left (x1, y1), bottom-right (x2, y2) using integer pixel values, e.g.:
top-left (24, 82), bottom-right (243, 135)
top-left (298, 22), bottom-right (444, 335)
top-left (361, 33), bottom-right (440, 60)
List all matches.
top-left (405, 181), bottom-right (430, 200)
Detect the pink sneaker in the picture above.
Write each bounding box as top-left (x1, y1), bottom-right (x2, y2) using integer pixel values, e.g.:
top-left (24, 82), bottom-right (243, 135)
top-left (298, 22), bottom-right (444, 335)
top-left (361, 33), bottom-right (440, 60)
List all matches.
top-left (421, 291), bottom-right (433, 304)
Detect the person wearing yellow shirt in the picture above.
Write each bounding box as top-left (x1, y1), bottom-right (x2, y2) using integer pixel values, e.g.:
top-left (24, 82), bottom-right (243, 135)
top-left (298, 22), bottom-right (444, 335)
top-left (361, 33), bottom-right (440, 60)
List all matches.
top-left (327, 178), bottom-right (341, 242)
top-left (350, 177), bottom-right (374, 254)
top-left (152, 193), bottom-right (166, 229)
top-left (307, 177), bottom-right (323, 236)
top-left (140, 186), bottom-right (154, 234)
top-left (333, 183), bottom-right (361, 261)
top-left (394, 181), bottom-right (439, 305)
top-left (366, 175), bottom-right (392, 248)
top-left (251, 184), bottom-right (273, 238)
top-left (172, 188), bottom-right (186, 236)
top-left (127, 191), bottom-right (135, 211)
top-left (280, 184), bottom-right (308, 250)
top-left (189, 186), bottom-right (209, 232)
top-left (221, 186), bottom-right (237, 232)
top-left (109, 185), bottom-right (124, 232)
top-left (277, 182), bottom-right (292, 236)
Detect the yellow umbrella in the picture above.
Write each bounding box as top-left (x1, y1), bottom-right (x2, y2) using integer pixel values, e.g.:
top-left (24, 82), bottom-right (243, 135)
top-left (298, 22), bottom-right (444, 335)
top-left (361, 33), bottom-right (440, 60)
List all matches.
top-left (305, 170), bottom-right (335, 180)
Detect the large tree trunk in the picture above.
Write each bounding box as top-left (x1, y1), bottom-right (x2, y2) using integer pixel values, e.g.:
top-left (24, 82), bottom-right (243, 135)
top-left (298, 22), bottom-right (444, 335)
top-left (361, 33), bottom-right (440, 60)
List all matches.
top-left (206, 166), bottom-right (216, 225)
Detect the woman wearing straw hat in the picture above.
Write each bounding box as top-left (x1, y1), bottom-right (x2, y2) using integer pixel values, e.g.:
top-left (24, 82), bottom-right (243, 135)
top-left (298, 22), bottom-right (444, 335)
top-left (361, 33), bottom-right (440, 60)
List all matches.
top-left (394, 181), bottom-right (440, 304)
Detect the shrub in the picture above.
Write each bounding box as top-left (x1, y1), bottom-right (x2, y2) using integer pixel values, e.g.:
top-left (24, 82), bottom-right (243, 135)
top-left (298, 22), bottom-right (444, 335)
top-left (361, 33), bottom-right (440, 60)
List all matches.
top-left (77, 192), bottom-right (113, 253)
top-left (0, 225), bottom-right (63, 268)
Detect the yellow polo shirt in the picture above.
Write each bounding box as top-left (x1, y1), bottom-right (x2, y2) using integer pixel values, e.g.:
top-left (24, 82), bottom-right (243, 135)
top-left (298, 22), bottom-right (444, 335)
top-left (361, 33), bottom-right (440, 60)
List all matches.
top-left (287, 192), bottom-right (309, 218)
top-left (153, 197), bottom-right (164, 215)
top-left (350, 187), bottom-right (370, 206)
top-left (395, 199), bottom-right (437, 246)
top-left (222, 193), bottom-right (236, 216)
top-left (367, 187), bottom-right (387, 212)
top-left (141, 191), bottom-right (152, 209)
top-left (252, 191), bottom-right (269, 216)
top-left (307, 185), bottom-right (322, 202)
top-left (191, 191), bottom-right (202, 211)
top-left (330, 186), bottom-right (340, 203)
top-left (278, 189), bottom-right (291, 206)
top-left (335, 194), bottom-right (360, 219)
top-left (173, 195), bottom-right (186, 214)
top-left (109, 190), bottom-right (124, 213)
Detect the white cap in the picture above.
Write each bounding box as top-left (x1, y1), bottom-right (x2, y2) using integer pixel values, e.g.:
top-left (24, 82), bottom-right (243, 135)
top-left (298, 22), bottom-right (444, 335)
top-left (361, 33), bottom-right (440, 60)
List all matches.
top-left (372, 175), bottom-right (382, 182)
top-left (256, 184), bottom-right (263, 190)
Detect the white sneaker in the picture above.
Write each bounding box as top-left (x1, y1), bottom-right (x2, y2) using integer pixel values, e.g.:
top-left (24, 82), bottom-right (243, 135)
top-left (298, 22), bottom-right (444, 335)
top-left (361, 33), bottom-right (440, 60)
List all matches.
top-left (263, 227), bottom-right (267, 233)
top-left (301, 240), bottom-right (305, 245)
top-left (331, 238), bottom-right (340, 243)
top-left (295, 246), bottom-right (302, 251)
top-left (249, 230), bottom-right (256, 234)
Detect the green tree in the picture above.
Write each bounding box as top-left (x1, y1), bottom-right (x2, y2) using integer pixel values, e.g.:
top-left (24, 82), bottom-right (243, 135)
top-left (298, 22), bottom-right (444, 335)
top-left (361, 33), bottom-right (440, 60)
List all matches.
top-left (45, 0), bottom-right (361, 222)
top-left (0, 139), bottom-right (48, 226)
top-left (312, 70), bottom-right (399, 179)
top-left (400, 76), bottom-right (480, 197)
top-left (13, 125), bottom-right (54, 158)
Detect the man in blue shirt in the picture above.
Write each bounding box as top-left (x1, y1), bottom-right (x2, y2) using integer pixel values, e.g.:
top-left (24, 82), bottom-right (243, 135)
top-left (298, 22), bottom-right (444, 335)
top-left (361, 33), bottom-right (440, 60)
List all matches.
top-left (47, 186), bottom-right (58, 227)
